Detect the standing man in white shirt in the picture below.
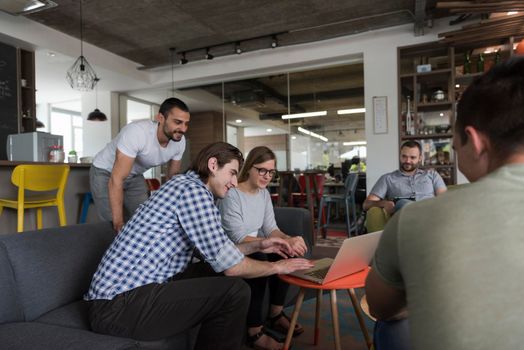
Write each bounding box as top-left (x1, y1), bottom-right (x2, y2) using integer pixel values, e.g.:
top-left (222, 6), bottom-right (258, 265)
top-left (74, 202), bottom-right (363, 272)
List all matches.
top-left (90, 97), bottom-right (190, 231)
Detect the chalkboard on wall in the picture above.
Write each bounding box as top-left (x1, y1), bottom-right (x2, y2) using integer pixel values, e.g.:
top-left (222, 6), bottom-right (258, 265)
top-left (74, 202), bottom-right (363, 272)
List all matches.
top-left (0, 41), bottom-right (19, 160)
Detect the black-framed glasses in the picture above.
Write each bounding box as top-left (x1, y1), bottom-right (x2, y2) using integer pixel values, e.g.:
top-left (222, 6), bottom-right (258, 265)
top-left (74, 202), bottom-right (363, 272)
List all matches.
top-left (253, 166), bottom-right (277, 177)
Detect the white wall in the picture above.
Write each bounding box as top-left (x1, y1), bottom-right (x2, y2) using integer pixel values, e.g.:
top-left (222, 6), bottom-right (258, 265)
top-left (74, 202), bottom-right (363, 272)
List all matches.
top-left (81, 91), bottom-right (112, 157)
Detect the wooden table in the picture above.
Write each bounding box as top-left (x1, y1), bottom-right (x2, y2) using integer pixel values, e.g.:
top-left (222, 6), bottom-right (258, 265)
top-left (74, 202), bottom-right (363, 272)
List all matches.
top-left (279, 267), bottom-right (372, 350)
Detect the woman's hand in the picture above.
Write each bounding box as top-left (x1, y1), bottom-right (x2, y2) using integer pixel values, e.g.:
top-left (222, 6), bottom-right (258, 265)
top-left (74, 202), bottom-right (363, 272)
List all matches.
top-left (286, 236), bottom-right (307, 257)
top-left (259, 237), bottom-right (293, 258)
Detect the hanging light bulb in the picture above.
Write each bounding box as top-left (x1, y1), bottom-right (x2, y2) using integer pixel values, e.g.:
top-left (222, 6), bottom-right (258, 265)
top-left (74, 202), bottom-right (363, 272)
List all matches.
top-left (179, 52), bottom-right (188, 65)
top-left (65, 0), bottom-right (98, 91)
top-left (235, 42), bottom-right (243, 54)
top-left (87, 78), bottom-right (107, 121)
top-left (205, 48), bottom-right (214, 60)
top-left (271, 35), bottom-right (278, 48)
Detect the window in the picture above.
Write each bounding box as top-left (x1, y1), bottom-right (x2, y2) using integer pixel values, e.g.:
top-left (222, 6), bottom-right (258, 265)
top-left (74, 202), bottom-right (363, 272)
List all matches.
top-left (126, 99), bottom-right (154, 124)
top-left (50, 105), bottom-right (83, 156)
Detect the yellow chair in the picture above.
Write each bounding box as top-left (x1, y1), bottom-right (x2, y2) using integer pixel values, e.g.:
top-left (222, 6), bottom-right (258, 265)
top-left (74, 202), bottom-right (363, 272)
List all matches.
top-left (0, 164), bottom-right (70, 232)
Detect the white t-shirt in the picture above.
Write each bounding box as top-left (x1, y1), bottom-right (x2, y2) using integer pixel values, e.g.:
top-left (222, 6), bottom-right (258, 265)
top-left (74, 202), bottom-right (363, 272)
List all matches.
top-left (93, 119), bottom-right (185, 176)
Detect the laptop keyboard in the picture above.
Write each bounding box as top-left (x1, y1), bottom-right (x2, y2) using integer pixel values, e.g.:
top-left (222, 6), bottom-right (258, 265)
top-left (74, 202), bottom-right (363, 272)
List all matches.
top-left (305, 266), bottom-right (330, 280)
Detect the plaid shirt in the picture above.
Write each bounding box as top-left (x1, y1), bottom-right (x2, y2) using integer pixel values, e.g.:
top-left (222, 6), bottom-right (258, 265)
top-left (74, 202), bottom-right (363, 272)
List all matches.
top-left (85, 171), bottom-right (244, 301)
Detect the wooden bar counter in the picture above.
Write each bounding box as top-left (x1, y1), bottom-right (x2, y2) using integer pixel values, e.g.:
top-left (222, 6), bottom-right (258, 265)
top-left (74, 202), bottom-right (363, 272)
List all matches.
top-left (0, 161), bottom-right (102, 234)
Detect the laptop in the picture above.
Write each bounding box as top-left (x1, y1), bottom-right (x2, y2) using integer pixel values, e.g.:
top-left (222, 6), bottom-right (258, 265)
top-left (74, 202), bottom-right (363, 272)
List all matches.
top-left (290, 230), bottom-right (383, 284)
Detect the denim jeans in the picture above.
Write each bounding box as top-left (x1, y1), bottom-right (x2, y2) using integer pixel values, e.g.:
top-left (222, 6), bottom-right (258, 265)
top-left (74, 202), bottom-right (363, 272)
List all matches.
top-left (373, 319), bottom-right (411, 350)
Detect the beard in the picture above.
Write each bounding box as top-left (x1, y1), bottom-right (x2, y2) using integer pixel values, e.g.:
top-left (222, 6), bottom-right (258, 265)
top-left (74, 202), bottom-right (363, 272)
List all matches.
top-left (164, 127), bottom-right (184, 142)
top-left (401, 162), bottom-right (418, 172)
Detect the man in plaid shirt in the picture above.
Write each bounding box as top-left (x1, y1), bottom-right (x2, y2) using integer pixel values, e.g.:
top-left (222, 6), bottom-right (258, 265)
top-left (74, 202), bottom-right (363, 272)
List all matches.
top-left (85, 142), bottom-right (313, 350)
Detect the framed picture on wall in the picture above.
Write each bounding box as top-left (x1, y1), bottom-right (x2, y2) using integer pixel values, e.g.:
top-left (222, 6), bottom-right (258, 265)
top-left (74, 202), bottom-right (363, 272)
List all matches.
top-left (373, 96), bottom-right (388, 134)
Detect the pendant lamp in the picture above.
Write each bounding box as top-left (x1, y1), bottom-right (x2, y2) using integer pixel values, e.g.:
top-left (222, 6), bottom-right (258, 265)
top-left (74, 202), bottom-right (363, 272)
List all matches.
top-left (65, 0), bottom-right (98, 91)
top-left (88, 78), bottom-right (107, 121)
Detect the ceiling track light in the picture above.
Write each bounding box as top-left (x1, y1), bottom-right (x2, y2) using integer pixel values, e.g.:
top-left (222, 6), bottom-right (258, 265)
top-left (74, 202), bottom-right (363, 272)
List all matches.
top-left (205, 48), bottom-right (214, 60)
top-left (235, 42), bottom-right (242, 55)
top-left (160, 32), bottom-right (287, 68)
top-left (179, 52), bottom-right (188, 65)
top-left (271, 35), bottom-right (278, 48)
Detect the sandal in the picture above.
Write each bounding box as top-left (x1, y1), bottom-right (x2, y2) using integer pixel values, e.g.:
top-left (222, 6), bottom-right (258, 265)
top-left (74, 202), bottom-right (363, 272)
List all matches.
top-left (246, 327), bottom-right (286, 350)
top-left (268, 310), bottom-right (304, 337)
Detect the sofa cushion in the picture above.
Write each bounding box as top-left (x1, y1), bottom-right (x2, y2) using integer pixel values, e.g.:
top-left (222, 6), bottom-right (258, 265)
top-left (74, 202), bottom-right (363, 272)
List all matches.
top-left (0, 322), bottom-right (196, 350)
top-left (36, 301), bottom-right (90, 329)
top-left (0, 322), bottom-right (140, 350)
top-left (0, 222), bottom-right (115, 321)
top-left (0, 243), bottom-right (23, 323)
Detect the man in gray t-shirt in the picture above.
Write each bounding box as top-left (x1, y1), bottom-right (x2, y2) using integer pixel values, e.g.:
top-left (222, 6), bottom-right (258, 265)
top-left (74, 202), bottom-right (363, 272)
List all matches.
top-left (363, 141), bottom-right (447, 215)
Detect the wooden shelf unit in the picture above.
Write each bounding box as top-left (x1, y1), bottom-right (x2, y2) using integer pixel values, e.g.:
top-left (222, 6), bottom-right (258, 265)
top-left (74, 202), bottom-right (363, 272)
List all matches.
top-left (18, 49), bottom-right (36, 133)
top-left (398, 36), bottom-right (520, 185)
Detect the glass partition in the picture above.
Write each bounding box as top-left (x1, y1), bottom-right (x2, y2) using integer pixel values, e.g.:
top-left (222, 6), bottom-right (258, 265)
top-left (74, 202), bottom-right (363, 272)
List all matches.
top-left (126, 60), bottom-right (365, 177)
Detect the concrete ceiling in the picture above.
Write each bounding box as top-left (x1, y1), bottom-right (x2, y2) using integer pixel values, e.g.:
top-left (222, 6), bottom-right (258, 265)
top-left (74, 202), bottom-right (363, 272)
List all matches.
top-left (25, 0), bottom-right (441, 68)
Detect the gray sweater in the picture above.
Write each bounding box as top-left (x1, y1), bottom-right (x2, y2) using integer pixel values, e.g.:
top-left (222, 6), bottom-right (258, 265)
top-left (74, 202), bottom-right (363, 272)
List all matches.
top-left (217, 187), bottom-right (279, 243)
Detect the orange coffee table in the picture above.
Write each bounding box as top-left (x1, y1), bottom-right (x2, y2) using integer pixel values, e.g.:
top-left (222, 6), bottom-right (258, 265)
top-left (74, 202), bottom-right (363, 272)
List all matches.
top-left (279, 267), bottom-right (372, 350)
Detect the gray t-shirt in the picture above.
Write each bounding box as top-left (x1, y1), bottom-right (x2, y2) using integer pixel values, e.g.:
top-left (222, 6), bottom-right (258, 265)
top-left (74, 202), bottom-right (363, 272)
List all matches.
top-left (372, 163), bottom-right (524, 350)
top-left (217, 187), bottom-right (278, 243)
top-left (370, 168), bottom-right (446, 201)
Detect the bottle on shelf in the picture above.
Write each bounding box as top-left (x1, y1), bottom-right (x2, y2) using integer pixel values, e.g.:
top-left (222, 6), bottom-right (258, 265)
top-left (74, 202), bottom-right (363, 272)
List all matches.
top-left (477, 53), bottom-right (485, 73)
top-left (405, 96), bottom-right (415, 135)
top-left (494, 49), bottom-right (501, 65)
top-left (464, 51), bottom-right (472, 74)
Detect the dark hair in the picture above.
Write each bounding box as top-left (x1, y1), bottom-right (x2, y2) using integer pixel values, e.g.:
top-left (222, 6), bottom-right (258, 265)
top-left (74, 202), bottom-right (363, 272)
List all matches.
top-left (238, 146), bottom-right (276, 183)
top-left (456, 57), bottom-right (524, 157)
top-left (401, 140), bottom-right (422, 154)
top-left (189, 142), bottom-right (244, 183)
top-left (350, 156), bottom-right (361, 166)
top-left (159, 98), bottom-right (189, 117)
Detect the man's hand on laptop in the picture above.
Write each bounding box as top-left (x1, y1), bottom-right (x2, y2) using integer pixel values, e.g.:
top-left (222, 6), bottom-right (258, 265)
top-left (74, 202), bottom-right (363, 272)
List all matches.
top-left (274, 258), bottom-right (314, 274)
top-left (259, 237), bottom-right (293, 258)
top-left (286, 236), bottom-right (308, 257)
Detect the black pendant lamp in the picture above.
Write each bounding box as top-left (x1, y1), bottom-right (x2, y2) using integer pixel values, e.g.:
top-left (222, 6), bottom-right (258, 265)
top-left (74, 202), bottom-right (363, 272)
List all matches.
top-left (87, 77), bottom-right (107, 121)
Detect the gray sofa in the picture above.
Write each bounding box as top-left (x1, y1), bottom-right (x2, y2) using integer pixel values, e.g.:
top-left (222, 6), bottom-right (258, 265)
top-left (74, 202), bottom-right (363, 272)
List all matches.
top-left (0, 207), bottom-right (312, 350)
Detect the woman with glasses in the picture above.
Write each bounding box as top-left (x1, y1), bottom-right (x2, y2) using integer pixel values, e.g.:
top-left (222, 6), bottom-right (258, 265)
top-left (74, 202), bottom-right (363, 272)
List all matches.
top-left (218, 146), bottom-right (308, 350)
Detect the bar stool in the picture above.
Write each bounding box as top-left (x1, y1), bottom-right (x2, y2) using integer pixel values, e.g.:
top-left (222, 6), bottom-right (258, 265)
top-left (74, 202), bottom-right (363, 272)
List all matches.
top-left (0, 164), bottom-right (70, 232)
top-left (79, 192), bottom-right (94, 224)
top-left (276, 171), bottom-right (298, 207)
top-left (317, 173), bottom-right (359, 238)
top-left (292, 172), bottom-right (325, 244)
top-left (144, 178), bottom-right (161, 196)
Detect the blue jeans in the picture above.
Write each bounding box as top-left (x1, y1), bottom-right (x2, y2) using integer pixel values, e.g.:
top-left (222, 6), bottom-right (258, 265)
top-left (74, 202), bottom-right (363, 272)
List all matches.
top-left (394, 199), bottom-right (414, 212)
top-left (373, 319), bottom-right (411, 350)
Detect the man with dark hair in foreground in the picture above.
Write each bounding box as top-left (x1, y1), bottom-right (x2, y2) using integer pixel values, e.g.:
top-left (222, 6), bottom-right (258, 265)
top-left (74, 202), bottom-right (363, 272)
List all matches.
top-left (366, 58), bottom-right (524, 349)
